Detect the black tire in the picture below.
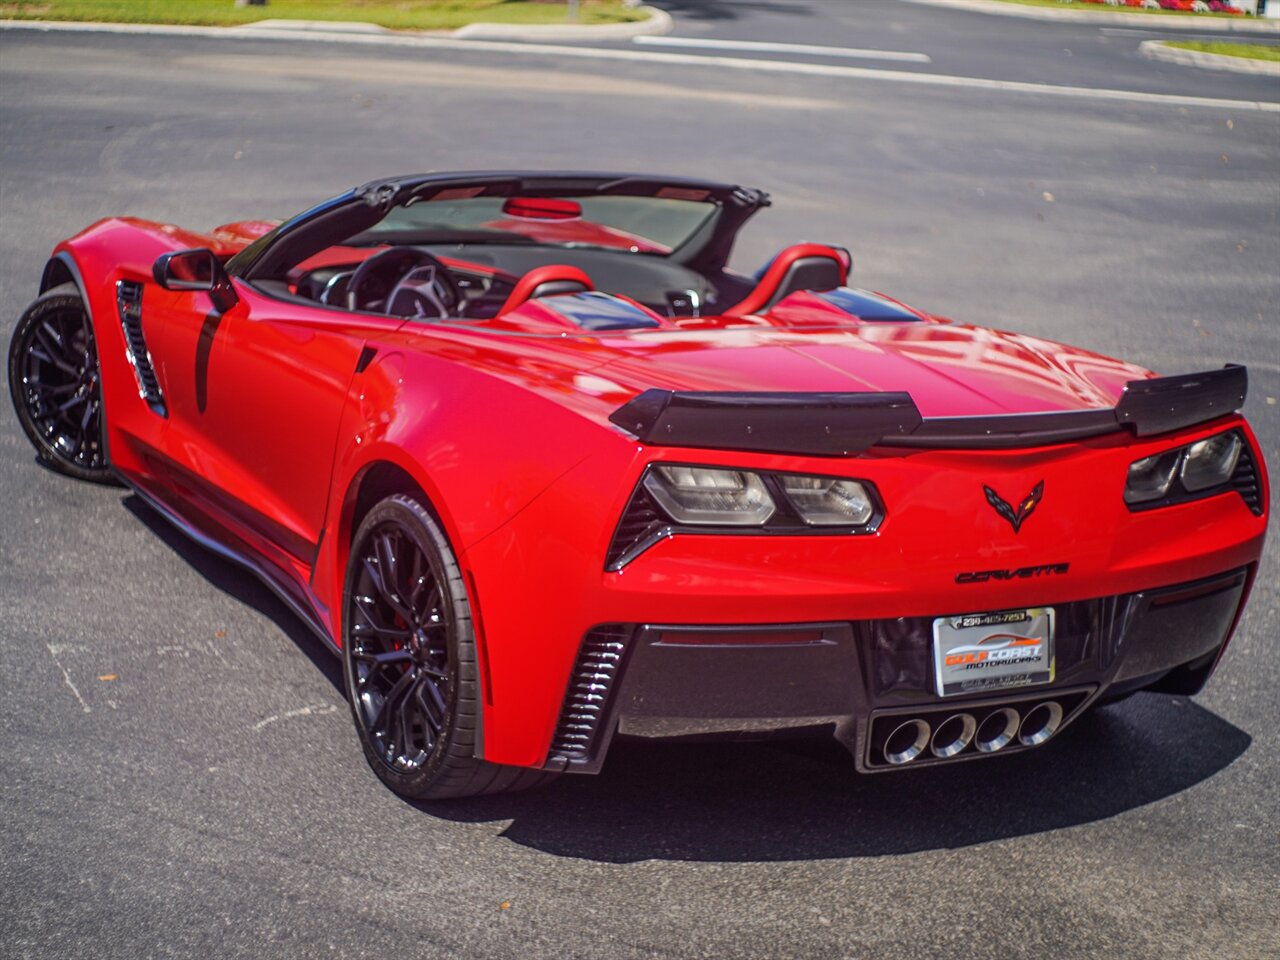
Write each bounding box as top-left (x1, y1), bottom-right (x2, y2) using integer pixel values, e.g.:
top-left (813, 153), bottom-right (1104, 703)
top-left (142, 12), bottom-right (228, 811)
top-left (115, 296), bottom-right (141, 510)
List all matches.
top-left (341, 493), bottom-right (557, 799)
top-left (8, 283), bottom-right (114, 483)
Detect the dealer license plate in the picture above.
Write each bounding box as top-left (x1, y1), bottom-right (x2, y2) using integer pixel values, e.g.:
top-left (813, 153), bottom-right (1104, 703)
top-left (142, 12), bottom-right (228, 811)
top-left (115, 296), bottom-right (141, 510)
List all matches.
top-left (932, 608), bottom-right (1055, 698)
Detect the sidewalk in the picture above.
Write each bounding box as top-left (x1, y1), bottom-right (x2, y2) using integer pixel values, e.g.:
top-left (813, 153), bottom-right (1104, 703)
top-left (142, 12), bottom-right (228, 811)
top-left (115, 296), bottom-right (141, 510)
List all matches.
top-left (1141, 38), bottom-right (1280, 72)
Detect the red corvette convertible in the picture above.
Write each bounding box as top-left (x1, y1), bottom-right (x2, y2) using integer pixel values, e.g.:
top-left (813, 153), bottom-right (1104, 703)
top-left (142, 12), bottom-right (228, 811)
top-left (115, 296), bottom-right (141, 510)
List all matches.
top-left (8, 172), bottom-right (1268, 798)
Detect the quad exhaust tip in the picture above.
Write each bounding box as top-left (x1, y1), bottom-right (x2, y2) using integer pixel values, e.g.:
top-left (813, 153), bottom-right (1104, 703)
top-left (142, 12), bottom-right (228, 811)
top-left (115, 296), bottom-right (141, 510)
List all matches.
top-left (929, 713), bottom-right (976, 759)
top-left (1017, 701), bottom-right (1063, 746)
top-left (883, 718), bottom-right (931, 765)
top-left (974, 707), bottom-right (1020, 753)
top-left (877, 698), bottom-right (1068, 766)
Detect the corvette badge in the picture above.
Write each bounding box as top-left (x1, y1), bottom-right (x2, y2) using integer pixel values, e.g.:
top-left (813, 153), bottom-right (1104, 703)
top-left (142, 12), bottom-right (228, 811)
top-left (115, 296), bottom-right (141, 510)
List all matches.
top-left (983, 481), bottom-right (1044, 534)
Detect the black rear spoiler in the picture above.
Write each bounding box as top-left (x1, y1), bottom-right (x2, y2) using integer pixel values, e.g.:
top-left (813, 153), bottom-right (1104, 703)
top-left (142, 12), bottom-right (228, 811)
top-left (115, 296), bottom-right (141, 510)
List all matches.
top-left (608, 365), bottom-right (1247, 456)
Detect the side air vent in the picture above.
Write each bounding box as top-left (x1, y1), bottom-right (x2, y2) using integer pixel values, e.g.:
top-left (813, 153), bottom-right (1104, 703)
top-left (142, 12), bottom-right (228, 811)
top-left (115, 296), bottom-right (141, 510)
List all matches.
top-left (546, 625), bottom-right (633, 770)
top-left (115, 280), bottom-right (166, 417)
top-left (605, 486), bottom-right (668, 571)
top-left (1232, 438), bottom-right (1263, 515)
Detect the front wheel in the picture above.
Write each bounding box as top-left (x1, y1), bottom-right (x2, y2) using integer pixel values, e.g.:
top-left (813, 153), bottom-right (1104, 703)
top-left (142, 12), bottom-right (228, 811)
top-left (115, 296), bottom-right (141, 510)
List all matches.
top-left (8, 284), bottom-right (113, 482)
top-left (342, 493), bottom-right (555, 799)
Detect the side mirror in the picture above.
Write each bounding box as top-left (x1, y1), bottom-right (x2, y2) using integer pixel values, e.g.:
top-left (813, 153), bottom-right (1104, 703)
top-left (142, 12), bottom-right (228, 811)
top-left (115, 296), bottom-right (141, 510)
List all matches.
top-left (153, 248), bottom-right (238, 312)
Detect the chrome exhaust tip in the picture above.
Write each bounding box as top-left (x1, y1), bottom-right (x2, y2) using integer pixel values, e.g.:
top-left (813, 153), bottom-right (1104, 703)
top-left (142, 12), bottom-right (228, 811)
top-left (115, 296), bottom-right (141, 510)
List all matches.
top-left (1017, 701), bottom-right (1063, 746)
top-left (974, 707), bottom-right (1020, 753)
top-left (883, 719), bottom-right (931, 766)
top-left (930, 713), bottom-right (977, 759)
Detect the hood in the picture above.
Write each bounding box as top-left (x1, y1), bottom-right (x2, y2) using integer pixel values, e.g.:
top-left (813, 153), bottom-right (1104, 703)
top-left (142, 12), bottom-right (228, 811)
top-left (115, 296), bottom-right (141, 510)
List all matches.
top-left (418, 311), bottom-right (1157, 439)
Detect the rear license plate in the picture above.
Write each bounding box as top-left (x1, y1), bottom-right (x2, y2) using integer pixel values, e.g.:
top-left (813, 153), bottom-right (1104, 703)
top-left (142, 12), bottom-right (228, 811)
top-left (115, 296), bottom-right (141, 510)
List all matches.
top-left (932, 608), bottom-right (1055, 698)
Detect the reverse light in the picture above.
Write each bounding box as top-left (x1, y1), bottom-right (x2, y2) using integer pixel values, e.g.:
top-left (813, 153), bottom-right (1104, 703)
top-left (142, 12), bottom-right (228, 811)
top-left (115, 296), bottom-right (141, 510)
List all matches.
top-left (779, 474), bottom-right (874, 526)
top-left (1180, 432), bottom-right (1241, 492)
top-left (642, 465), bottom-right (776, 526)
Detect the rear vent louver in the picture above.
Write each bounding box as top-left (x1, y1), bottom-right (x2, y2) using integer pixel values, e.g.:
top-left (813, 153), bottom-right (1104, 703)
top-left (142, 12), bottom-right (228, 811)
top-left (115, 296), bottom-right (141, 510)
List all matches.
top-left (605, 487), bottom-right (667, 571)
top-left (116, 280), bottom-right (166, 417)
top-left (546, 625), bottom-right (633, 769)
top-left (1232, 439), bottom-right (1263, 515)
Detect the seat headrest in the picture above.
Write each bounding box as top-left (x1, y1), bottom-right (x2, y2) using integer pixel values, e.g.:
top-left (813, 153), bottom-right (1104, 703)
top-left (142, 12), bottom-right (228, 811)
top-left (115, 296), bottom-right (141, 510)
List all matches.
top-left (499, 265), bottom-right (594, 315)
top-left (725, 243), bottom-right (848, 317)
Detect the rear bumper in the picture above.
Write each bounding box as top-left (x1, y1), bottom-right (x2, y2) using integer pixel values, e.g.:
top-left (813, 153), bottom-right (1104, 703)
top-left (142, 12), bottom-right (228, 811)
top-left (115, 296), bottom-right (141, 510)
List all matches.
top-left (464, 417), bottom-right (1267, 769)
top-left (542, 565), bottom-right (1252, 774)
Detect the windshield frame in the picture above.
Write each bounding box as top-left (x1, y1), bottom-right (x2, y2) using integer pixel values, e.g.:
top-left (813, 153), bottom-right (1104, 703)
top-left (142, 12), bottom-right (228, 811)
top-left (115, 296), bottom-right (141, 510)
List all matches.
top-left (229, 171), bottom-right (770, 282)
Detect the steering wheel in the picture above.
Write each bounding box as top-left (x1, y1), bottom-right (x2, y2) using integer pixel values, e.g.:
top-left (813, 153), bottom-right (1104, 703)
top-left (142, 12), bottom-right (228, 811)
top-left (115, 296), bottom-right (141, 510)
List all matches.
top-left (346, 246), bottom-right (463, 319)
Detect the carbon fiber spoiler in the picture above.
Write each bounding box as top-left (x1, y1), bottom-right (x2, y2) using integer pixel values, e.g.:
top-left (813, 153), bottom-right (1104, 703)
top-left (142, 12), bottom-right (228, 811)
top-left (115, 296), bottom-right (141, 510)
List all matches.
top-left (608, 365), bottom-right (1247, 455)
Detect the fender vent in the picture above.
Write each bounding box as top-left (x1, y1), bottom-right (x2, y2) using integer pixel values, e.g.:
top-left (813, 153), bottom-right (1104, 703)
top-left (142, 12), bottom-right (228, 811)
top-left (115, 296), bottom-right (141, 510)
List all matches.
top-left (116, 280), bottom-right (166, 417)
top-left (546, 625), bottom-right (633, 770)
top-left (1232, 438), bottom-right (1263, 515)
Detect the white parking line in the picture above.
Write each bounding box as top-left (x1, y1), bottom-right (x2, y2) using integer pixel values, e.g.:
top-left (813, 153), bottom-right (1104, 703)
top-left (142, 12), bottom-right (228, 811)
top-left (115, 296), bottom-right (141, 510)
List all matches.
top-left (2, 20), bottom-right (1278, 112)
top-left (634, 35), bottom-right (932, 64)
top-left (44, 641), bottom-right (90, 714)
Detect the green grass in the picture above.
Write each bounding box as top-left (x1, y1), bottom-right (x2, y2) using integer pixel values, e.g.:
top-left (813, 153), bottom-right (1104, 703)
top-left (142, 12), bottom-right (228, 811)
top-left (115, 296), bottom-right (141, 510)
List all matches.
top-left (1165, 40), bottom-right (1280, 60)
top-left (992, 0), bottom-right (1254, 17)
top-left (0, 0), bottom-right (643, 31)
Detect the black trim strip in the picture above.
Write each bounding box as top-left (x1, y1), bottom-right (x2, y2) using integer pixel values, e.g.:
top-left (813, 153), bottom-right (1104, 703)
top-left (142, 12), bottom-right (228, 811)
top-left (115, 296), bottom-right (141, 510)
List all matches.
top-left (158, 455), bottom-right (318, 564)
top-left (354, 345), bottom-right (378, 374)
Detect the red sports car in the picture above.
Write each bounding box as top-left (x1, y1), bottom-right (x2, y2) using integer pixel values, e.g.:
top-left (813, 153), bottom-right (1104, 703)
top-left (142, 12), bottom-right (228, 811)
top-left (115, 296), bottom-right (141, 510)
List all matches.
top-left (8, 171), bottom-right (1268, 798)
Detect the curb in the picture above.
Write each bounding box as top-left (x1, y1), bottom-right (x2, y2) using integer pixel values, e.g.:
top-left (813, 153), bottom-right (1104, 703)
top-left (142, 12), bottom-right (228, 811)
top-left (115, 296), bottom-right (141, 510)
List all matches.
top-left (900, 0), bottom-right (1280, 33)
top-left (455, 5), bottom-right (672, 41)
top-left (1141, 38), bottom-right (1280, 71)
top-left (0, 5), bottom-right (671, 43)
top-left (242, 19), bottom-right (397, 35)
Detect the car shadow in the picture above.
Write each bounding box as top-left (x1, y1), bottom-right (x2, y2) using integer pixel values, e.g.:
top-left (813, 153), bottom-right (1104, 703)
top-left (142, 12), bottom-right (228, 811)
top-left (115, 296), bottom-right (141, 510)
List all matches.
top-left (649, 0), bottom-right (816, 24)
top-left (121, 493), bottom-right (344, 693)
top-left (417, 696), bottom-right (1250, 863)
top-left (119, 494), bottom-right (1251, 864)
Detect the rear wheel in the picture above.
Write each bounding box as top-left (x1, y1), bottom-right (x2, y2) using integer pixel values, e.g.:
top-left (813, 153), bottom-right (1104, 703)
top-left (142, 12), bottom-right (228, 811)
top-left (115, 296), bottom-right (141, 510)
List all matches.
top-left (342, 493), bottom-right (556, 799)
top-left (8, 284), bottom-right (113, 482)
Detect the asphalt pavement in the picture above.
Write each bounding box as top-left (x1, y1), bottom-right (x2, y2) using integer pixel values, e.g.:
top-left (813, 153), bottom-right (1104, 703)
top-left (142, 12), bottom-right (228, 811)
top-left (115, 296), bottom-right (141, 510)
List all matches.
top-left (640, 0), bottom-right (1280, 99)
top-left (1, 3), bottom-right (1278, 958)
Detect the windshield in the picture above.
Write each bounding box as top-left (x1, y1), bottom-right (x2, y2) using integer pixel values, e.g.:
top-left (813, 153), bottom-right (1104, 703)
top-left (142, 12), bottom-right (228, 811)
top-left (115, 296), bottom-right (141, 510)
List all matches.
top-left (361, 194), bottom-right (720, 255)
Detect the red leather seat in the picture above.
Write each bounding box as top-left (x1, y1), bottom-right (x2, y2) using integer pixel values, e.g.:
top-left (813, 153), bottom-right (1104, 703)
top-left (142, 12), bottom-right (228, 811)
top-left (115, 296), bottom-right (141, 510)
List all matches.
top-left (724, 243), bottom-right (848, 317)
top-left (499, 265), bottom-right (594, 315)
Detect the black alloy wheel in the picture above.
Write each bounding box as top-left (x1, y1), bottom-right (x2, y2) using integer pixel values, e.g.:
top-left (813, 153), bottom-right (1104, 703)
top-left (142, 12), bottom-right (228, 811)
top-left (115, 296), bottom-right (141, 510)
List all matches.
top-left (8, 284), bottom-right (114, 482)
top-left (341, 493), bottom-right (555, 799)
